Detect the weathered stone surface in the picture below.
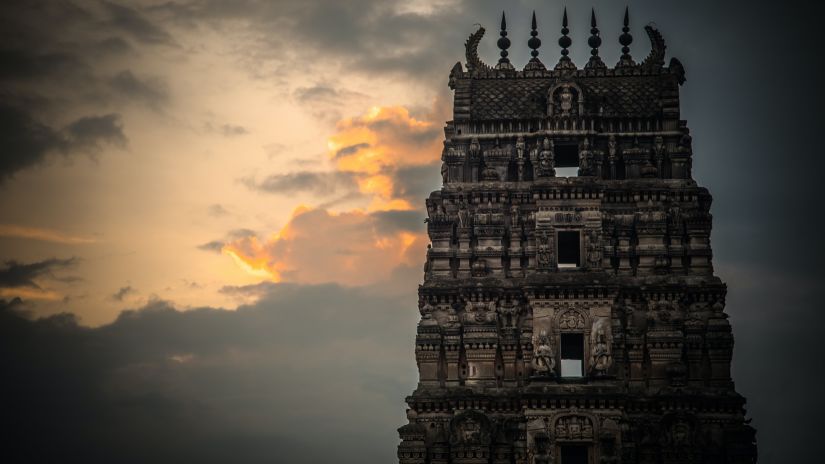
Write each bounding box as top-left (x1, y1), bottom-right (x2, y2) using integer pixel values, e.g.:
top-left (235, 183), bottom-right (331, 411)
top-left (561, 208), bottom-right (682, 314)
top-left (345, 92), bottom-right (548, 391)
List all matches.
top-left (399, 14), bottom-right (756, 464)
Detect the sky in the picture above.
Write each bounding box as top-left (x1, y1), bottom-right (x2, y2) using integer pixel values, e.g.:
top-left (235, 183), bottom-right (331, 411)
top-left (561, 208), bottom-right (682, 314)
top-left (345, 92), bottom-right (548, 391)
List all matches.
top-left (1, 0), bottom-right (823, 462)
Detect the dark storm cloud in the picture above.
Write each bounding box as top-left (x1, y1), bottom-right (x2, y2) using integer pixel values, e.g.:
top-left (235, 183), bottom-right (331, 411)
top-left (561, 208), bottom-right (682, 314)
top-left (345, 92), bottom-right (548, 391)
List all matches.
top-left (111, 286), bottom-right (135, 301)
top-left (0, 281), bottom-right (417, 463)
top-left (334, 142), bottom-right (370, 159)
top-left (103, 1), bottom-right (176, 46)
top-left (371, 210), bottom-right (424, 235)
top-left (0, 258), bottom-right (78, 289)
top-left (0, 49), bottom-right (90, 81)
top-left (390, 161), bottom-right (442, 203)
top-left (243, 171), bottom-right (358, 196)
top-left (109, 70), bottom-right (169, 108)
top-left (65, 113), bottom-right (128, 150)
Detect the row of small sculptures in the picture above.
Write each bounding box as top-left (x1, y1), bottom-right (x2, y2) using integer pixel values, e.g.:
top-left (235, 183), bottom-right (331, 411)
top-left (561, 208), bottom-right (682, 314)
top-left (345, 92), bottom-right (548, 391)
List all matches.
top-left (443, 132), bottom-right (692, 182)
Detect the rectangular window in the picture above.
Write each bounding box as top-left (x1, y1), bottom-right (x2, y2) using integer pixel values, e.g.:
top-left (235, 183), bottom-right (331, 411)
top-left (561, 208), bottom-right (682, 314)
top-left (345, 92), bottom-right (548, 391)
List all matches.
top-left (560, 333), bottom-right (584, 377)
top-left (561, 444), bottom-right (588, 464)
top-left (557, 231), bottom-right (581, 268)
top-left (555, 143), bottom-right (579, 178)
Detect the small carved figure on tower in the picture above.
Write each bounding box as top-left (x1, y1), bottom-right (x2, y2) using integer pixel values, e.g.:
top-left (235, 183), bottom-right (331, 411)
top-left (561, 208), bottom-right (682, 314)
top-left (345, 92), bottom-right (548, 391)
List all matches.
top-left (587, 229), bottom-right (602, 268)
top-left (441, 162), bottom-right (449, 183)
top-left (458, 200), bottom-right (470, 228)
top-left (532, 329), bottom-right (556, 376)
top-left (536, 230), bottom-right (553, 269)
top-left (590, 328), bottom-right (613, 375)
top-left (536, 137), bottom-right (555, 177)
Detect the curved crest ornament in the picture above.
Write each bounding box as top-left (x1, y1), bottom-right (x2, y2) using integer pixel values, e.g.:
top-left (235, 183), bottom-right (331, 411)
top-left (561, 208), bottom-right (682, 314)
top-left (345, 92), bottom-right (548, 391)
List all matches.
top-left (641, 24), bottom-right (667, 69)
top-left (464, 26), bottom-right (494, 75)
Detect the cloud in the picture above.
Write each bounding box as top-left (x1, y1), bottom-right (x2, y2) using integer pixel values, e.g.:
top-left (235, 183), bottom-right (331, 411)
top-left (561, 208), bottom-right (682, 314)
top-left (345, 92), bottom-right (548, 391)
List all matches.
top-left (103, 1), bottom-right (176, 46)
top-left (207, 204), bottom-right (229, 217)
top-left (197, 240), bottom-right (224, 253)
top-left (0, 280), bottom-right (418, 463)
top-left (326, 106), bottom-right (441, 211)
top-left (0, 104), bottom-right (128, 181)
top-left (223, 206), bottom-right (426, 284)
top-left (0, 258), bottom-right (78, 289)
top-left (243, 171), bottom-right (358, 196)
top-left (0, 224), bottom-right (97, 244)
top-left (111, 285), bottom-right (135, 301)
top-left (65, 113), bottom-right (128, 150)
top-left (110, 70), bottom-right (169, 108)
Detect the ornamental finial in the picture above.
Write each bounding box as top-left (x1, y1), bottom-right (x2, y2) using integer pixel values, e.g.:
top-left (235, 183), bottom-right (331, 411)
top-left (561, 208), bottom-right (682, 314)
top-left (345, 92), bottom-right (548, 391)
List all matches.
top-left (585, 8), bottom-right (605, 69)
top-left (496, 11), bottom-right (514, 70)
top-left (555, 7), bottom-right (575, 70)
top-left (524, 10), bottom-right (546, 71)
top-left (529, 11), bottom-right (541, 59)
top-left (617, 6), bottom-right (635, 67)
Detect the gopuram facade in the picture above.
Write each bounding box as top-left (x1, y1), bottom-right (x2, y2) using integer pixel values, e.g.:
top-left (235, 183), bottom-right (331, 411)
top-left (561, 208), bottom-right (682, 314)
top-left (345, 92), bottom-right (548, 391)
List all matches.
top-left (397, 9), bottom-right (757, 464)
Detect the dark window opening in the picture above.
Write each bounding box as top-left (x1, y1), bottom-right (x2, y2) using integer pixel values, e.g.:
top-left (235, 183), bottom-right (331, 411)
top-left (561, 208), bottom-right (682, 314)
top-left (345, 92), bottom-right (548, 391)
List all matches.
top-left (561, 444), bottom-right (588, 464)
top-left (557, 231), bottom-right (581, 268)
top-left (560, 333), bottom-right (584, 377)
top-left (555, 143), bottom-right (579, 177)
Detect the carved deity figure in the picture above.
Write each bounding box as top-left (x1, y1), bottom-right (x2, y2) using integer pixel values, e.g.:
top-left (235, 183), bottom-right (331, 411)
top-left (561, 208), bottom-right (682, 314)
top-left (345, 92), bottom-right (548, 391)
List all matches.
top-left (536, 137), bottom-right (555, 177)
top-left (498, 300), bottom-right (521, 328)
top-left (586, 229), bottom-right (602, 269)
top-left (590, 328), bottom-right (613, 374)
top-left (469, 137), bottom-right (481, 158)
top-left (578, 137), bottom-right (593, 176)
top-left (440, 162), bottom-right (449, 183)
top-left (458, 200), bottom-right (470, 228)
top-left (558, 310), bottom-right (585, 330)
top-left (536, 230), bottom-right (552, 268)
top-left (532, 329), bottom-right (556, 375)
top-left (559, 87), bottom-right (573, 114)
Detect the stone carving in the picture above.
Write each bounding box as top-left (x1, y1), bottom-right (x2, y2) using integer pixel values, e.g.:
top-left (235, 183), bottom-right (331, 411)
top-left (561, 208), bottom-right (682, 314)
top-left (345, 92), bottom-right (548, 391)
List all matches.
top-left (450, 411), bottom-right (492, 446)
top-left (463, 298), bottom-right (497, 325)
top-left (586, 229), bottom-right (602, 268)
top-left (579, 137), bottom-right (594, 176)
top-left (536, 137), bottom-right (555, 177)
top-left (498, 300), bottom-right (521, 328)
top-left (419, 301), bottom-right (437, 326)
top-left (558, 309), bottom-right (586, 330)
top-left (536, 230), bottom-right (553, 269)
top-left (458, 200), bottom-right (471, 228)
top-left (398, 14), bottom-right (757, 463)
top-left (471, 259), bottom-right (488, 277)
top-left (532, 329), bottom-right (556, 376)
top-left (559, 87), bottom-right (574, 114)
top-left (590, 328), bottom-right (613, 374)
top-left (555, 415), bottom-right (594, 440)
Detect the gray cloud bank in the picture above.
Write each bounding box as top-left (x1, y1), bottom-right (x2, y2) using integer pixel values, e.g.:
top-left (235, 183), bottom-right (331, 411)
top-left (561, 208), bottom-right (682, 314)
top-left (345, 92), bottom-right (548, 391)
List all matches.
top-left (0, 280), bottom-right (419, 463)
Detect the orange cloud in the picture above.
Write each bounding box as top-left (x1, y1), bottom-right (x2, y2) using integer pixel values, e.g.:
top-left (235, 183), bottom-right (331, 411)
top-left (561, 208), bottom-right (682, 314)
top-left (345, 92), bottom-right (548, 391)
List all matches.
top-left (328, 106), bottom-right (441, 212)
top-left (222, 207), bottom-right (427, 286)
top-left (224, 105), bottom-right (439, 286)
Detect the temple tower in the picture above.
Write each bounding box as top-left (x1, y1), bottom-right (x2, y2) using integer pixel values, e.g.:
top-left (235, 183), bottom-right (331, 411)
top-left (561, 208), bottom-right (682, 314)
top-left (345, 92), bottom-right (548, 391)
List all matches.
top-left (397, 9), bottom-right (757, 464)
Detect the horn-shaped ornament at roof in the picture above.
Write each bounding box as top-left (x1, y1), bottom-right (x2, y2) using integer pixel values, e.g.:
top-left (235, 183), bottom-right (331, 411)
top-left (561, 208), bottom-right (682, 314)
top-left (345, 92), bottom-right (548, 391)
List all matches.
top-left (641, 24), bottom-right (666, 69)
top-left (465, 26), bottom-right (494, 75)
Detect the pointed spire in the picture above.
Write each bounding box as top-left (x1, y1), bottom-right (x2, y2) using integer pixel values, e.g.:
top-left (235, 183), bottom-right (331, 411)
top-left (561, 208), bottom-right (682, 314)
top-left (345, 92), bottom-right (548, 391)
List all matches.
top-left (524, 10), bottom-right (546, 71)
top-left (555, 7), bottom-right (575, 71)
top-left (585, 8), bottom-right (605, 69)
top-left (617, 6), bottom-right (636, 67)
top-left (529, 11), bottom-right (540, 59)
top-left (496, 11), bottom-right (514, 70)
